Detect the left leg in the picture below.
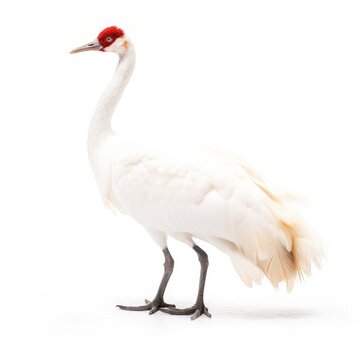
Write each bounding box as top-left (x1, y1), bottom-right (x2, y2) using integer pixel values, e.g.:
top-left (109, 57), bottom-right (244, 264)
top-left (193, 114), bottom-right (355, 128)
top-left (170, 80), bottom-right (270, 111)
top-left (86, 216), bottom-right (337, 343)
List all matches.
top-left (117, 230), bottom-right (175, 314)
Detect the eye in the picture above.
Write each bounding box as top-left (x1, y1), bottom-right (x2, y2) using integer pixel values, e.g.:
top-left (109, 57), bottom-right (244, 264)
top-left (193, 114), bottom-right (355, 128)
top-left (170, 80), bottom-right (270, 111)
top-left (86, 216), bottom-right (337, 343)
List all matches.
top-left (106, 37), bottom-right (113, 43)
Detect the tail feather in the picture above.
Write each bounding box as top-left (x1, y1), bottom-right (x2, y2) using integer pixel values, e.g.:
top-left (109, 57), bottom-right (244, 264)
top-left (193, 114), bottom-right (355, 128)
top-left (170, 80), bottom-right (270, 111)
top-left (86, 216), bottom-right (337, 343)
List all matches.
top-left (257, 200), bottom-right (324, 291)
top-left (229, 250), bottom-right (263, 287)
top-left (240, 165), bottom-right (325, 291)
top-left (229, 176), bottom-right (324, 290)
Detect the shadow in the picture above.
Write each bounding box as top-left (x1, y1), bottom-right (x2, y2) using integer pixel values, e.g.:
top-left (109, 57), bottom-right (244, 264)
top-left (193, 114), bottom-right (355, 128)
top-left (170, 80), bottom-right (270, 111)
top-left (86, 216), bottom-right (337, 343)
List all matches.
top-left (216, 306), bottom-right (323, 320)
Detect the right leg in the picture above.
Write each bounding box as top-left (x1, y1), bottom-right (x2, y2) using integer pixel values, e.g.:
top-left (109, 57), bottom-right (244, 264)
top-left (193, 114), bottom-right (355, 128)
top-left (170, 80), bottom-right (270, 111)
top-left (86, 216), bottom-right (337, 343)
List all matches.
top-left (116, 230), bottom-right (175, 314)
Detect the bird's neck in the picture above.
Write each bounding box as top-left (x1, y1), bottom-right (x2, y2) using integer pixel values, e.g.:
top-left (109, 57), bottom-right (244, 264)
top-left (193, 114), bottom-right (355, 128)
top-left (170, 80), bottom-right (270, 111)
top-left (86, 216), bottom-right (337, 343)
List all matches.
top-left (87, 46), bottom-right (136, 156)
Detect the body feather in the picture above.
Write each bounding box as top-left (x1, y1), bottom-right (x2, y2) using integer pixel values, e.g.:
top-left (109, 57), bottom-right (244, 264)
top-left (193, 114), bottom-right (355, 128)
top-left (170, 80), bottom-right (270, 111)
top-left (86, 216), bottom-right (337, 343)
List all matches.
top-left (96, 137), bottom-right (323, 290)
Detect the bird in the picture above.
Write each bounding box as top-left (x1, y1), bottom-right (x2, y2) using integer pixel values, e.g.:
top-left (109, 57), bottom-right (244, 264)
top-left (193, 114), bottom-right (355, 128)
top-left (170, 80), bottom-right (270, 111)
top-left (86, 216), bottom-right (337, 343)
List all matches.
top-left (70, 26), bottom-right (323, 320)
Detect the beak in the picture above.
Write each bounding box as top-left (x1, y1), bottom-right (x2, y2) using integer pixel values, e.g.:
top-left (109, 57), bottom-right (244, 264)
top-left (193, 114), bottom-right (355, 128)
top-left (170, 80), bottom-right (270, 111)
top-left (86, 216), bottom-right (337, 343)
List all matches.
top-left (70, 39), bottom-right (102, 54)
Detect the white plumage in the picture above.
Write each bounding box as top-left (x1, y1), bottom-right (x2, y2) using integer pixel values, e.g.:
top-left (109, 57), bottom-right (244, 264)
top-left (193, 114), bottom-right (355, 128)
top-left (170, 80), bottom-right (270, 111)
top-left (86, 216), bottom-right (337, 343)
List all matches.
top-left (106, 137), bottom-right (321, 290)
top-left (71, 26), bottom-right (323, 319)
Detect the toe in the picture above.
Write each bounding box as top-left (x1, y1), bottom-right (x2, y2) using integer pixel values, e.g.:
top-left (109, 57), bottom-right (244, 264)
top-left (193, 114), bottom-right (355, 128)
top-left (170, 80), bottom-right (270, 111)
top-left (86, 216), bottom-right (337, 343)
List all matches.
top-left (163, 303), bottom-right (176, 308)
top-left (203, 308), bottom-right (212, 318)
top-left (116, 304), bottom-right (151, 311)
top-left (149, 307), bottom-right (158, 315)
top-left (160, 307), bottom-right (195, 315)
top-left (191, 309), bottom-right (201, 320)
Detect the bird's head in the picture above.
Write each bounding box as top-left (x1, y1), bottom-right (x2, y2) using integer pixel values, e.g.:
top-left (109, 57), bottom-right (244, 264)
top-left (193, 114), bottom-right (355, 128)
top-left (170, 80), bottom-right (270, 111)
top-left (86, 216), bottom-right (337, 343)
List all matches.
top-left (70, 26), bottom-right (129, 56)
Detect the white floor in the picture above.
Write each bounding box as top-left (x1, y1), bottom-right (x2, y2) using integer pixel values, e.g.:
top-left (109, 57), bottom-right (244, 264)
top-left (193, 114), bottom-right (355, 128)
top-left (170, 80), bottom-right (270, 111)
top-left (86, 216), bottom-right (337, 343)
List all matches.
top-left (9, 232), bottom-right (358, 360)
top-left (23, 287), bottom-right (356, 360)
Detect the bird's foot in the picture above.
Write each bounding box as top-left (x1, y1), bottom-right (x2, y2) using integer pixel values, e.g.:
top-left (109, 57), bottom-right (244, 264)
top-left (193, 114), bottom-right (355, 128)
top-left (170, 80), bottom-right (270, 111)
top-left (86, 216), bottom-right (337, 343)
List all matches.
top-left (160, 301), bottom-right (211, 320)
top-left (116, 298), bottom-right (176, 315)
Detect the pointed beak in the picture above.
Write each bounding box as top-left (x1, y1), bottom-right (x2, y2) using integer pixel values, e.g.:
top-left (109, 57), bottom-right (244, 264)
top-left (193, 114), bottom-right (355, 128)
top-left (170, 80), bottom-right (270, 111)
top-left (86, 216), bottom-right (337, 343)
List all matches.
top-left (70, 39), bottom-right (102, 54)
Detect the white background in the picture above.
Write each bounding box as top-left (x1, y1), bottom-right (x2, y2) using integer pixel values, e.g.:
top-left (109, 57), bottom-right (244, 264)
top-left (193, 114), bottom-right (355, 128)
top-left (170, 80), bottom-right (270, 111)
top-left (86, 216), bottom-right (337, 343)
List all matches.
top-left (1, 0), bottom-right (359, 359)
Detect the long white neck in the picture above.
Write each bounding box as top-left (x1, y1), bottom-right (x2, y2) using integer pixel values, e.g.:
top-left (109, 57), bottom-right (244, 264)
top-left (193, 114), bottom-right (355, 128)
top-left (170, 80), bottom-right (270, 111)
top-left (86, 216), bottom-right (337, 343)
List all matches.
top-left (87, 46), bottom-right (135, 158)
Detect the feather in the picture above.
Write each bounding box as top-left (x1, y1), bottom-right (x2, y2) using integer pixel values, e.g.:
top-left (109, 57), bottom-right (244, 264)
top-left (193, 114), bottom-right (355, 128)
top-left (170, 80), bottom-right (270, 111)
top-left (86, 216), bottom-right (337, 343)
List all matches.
top-left (102, 138), bottom-right (324, 290)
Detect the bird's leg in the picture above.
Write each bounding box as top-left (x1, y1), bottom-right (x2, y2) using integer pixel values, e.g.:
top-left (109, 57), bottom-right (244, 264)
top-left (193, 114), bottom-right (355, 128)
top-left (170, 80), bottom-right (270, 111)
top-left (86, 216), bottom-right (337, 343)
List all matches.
top-left (161, 245), bottom-right (211, 320)
top-left (192, 245), bottom-right (211, 319)
top-left (116, 247), bottom-right (175, 314)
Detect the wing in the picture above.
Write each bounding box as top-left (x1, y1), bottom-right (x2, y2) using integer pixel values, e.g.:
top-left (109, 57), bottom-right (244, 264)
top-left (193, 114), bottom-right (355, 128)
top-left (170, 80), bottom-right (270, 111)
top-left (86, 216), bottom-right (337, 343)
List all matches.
top-left (107, 137), bottom-right (272, 233)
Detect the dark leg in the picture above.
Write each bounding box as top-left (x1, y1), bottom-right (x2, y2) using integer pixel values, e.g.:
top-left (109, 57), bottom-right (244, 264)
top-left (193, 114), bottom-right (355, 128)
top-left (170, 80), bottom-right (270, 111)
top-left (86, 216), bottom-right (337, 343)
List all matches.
top-left (161, 245), bottom-right (211, 320)
top-left (116, 247), bottom-right (175, 314)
